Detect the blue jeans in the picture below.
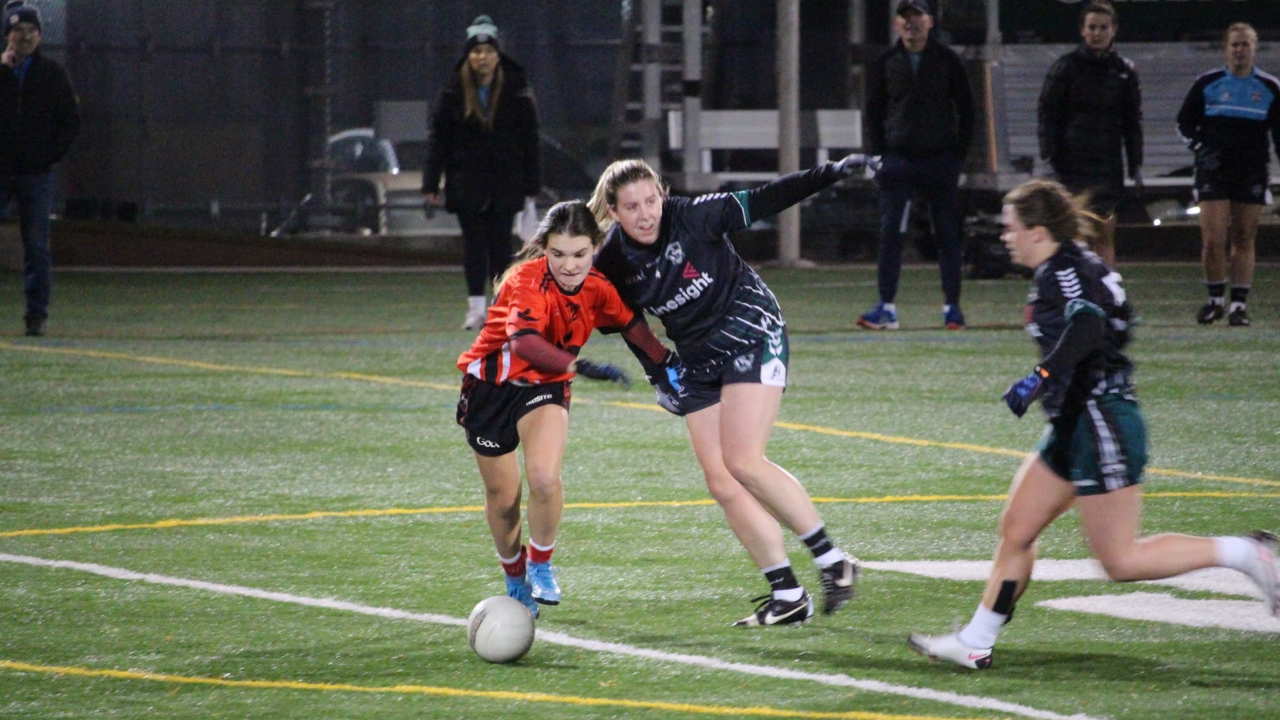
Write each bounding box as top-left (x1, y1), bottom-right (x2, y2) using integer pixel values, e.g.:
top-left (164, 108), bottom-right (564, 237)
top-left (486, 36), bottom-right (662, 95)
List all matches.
top-left (873, 153), bottom-right (963, 306)
top-left (0, 172), bottom-right (54, 319)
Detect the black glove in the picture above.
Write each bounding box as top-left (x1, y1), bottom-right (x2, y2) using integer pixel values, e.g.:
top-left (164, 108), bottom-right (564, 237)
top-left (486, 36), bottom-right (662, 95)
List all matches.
top-left (1192, 142), bottom-right (1221, 173)
top-left (574, 359), bottom-right (631, 389)
top-left (1002, 365), bottom-right (1049, 419)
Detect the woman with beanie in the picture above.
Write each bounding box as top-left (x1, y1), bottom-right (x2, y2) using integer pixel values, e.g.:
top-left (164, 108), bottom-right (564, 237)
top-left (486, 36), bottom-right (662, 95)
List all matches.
top-left (424, 15), bottom-right (541, 330)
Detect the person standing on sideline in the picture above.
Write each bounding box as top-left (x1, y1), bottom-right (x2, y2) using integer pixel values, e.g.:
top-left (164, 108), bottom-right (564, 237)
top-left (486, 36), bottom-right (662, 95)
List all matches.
top-left (908, 179), bottom-right (1279, 670)
top-left (590, 155), bottom-right (869, 627)
top-left (1037, 1), bottom-right (1142, 268)
top-left (424, 15), bottom-right (541, 330)
top-left (1178, 22), bottom-right (1280, 328)
top-left (0, 0), bottom-right (79, 337)
top-left (859, 0), bottom-right (975, 331)
top-left (456, 201), bottom-right (673, 618)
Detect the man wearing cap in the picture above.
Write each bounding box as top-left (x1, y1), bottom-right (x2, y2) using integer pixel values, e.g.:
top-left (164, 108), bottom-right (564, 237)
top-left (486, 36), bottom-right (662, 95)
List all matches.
top-left (859, 0), bottom-right (975, 331)
top-left (0, 1), bottom-right (78, 337)
top-left (424, 15), bottom-right (541, 330)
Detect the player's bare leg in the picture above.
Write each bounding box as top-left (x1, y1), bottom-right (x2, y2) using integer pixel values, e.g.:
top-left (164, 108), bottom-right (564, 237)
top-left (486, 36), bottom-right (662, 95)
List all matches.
top-left (685, 403), bottom-right (787, 569)
top-left (515, 404), bottom-right (568, 605)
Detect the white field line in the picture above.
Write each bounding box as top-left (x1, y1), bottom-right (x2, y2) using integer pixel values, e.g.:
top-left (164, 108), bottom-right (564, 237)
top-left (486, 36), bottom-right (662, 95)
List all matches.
top-left (867, 559), bottom-right (1280, 633)
top-left (0, 552), bottom-right (1104, 720)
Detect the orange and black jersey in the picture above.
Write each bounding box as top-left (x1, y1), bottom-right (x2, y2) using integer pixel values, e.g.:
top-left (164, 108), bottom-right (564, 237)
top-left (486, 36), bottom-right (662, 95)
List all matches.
top-left (457, 257), bottom-right (636, 385)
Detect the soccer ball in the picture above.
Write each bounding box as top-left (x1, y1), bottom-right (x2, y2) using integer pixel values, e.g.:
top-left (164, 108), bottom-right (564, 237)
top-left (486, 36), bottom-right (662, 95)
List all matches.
top-left (467, 595), bottom-right (535, 663)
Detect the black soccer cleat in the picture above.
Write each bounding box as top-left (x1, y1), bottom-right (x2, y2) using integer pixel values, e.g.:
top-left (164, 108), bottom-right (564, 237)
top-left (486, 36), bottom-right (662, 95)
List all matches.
top-left (732, 592), bottom-right (814, 627)
top-left (818, 553), bottom-right (860, 615)
top-left (1228, 307), bottom-right (1250, 327)
top-left (1196, 302), bottom-right (1225, 325)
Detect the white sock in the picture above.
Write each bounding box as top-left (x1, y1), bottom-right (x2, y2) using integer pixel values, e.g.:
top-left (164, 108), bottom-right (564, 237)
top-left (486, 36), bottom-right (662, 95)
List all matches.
top-left (1214, 536), bottom-right (1256, 571)
top-left (813, 548), bottom-right (843, 568)
top-left (1228, 301), bottom-right (1246, 314)
top-left (883, 302), bottom-right (897, 312)
top-left (773, 586), bottom-right (804, 602)
top-left (956, 604), bottom-right (1005, 649)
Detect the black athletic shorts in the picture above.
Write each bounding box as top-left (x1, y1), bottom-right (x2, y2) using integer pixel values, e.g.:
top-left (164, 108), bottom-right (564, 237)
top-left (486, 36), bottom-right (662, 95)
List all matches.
top-left (1058, 171), bottom-right (1123, 216)
top-left (456, 374), bottom-right (571, 457)
top-left (1194, 164), bottom-right (1271, 205)
top-left (677, 325), bottom-right (789, 415)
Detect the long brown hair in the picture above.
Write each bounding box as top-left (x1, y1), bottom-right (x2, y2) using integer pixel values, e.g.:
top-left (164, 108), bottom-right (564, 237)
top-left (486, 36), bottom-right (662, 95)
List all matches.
top-left (586, 159), bottom-right (668, 231)
top-left (1003, 179), bottom-right (1100, 246)
top-left (460, 61), bottom-right (504, 129)
top-left (495, 201), bottom-right (603, 293)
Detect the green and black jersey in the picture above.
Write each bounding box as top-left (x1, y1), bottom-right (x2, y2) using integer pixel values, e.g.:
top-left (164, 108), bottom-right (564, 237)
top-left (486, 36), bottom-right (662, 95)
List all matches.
top-left (594, 164), bottom-right (847, 369)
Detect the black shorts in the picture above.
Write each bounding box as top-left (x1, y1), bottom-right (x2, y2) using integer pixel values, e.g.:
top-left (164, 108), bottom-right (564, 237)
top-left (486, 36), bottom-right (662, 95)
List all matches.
top-left (1194, 164), bottom-right (1271, 205)
top-left (456, 374), bottom-right (571, 457)
top-left (678, 325), bottom-right (789, 415)
top-left (1057, 171), bottom-right (1123, 216)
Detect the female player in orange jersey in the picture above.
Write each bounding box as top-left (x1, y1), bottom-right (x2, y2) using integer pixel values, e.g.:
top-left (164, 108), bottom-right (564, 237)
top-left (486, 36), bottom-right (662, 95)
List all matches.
top-left (456, 200), bottom-right (673, 618)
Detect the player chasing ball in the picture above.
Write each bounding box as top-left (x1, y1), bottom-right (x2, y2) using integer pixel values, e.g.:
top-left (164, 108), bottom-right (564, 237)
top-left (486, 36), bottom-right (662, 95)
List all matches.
top-left (455, 200), bottom-right (674, 619)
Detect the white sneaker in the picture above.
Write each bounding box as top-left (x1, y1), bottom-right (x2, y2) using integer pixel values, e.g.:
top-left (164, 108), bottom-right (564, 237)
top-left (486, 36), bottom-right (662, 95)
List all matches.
top-left (1244, 530), bottom-right (1279, 617)
top-left (462, 296), bottom-right (487, 331)
top-left (908, 631), bottom-right (993, 670)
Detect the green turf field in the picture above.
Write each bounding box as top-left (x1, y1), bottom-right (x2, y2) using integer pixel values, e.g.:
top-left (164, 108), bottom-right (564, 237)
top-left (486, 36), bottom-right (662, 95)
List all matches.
top-left (2, 262), bottom-right (1277, 720)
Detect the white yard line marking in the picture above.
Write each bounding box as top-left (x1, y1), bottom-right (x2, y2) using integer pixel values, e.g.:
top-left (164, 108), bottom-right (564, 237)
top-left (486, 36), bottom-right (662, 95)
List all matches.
top-left (1040, 593), bottom-right (1280, 633)
top-left (0, 553), bottom-right (1103, 720)
top-left (868, 559), bottom-right (1280, 633)
top-left (865, 559), bottom-right (1265, 599)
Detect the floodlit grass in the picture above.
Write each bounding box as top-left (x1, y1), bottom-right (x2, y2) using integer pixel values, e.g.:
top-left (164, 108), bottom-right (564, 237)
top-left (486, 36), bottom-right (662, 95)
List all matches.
top-left (1, 262), bottom-right (1277, 720)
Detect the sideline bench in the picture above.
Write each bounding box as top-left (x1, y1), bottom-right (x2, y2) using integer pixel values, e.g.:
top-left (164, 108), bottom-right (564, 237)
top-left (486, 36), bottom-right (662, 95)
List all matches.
top-left (667, 109), bottom-right (862, 182)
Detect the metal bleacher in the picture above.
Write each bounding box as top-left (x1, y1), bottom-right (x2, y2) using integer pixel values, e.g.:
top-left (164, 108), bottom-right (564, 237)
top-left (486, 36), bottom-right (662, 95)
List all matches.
top-left (996, 43), bottom-right (1280, 186)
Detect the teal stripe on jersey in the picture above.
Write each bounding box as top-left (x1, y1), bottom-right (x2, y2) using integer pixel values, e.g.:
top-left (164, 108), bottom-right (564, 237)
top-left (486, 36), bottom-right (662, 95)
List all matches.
top-left (731, 190), bottom-right (751, 226)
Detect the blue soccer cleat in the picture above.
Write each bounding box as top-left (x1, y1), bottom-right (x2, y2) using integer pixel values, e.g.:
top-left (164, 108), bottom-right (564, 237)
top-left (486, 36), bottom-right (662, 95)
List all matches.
top-left (527, 561), bottom-right (562, 605)
top-left (505, 574), bottom-right (540, 619)
top-left (943, 304), bottom-right (966, 330)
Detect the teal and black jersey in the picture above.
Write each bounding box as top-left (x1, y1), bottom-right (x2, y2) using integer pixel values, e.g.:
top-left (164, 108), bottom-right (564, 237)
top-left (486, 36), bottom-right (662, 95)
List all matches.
top-left (594, 164), bottom-right (846, 367)
top-left (1025, 241), bottom-right (1135, 419)
top-left (1177, 66), bottom-right (1280, 176)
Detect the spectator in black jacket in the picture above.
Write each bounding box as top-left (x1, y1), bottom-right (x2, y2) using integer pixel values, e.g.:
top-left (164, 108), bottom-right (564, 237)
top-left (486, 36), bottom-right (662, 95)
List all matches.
top-left (424, 15), bottom-right (541, 330)
top-left (1038, 1), bottom-right (1142, 268)
top-left (0, 1), bottom-right (79, 337)
top-left (859, 0), bottom-right (975, 331)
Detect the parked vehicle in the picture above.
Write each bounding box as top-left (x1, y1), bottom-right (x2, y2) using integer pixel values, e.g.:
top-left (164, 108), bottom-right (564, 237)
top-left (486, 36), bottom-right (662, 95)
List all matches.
top-left (275, 128), bottom-right (593, 239)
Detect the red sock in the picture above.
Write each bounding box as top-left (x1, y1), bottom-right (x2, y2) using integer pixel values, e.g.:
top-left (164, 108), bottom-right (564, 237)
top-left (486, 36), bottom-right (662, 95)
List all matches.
top-left (500, 545), bottom-right (527, 577)
top-left (528, 540), bottom-right (554, 564)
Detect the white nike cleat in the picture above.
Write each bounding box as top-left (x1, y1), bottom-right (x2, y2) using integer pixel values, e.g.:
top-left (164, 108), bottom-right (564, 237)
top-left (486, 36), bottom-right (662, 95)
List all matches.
top-left (908, 631), bottom-right (994, 670)
top-left (732, 592), bottom-right (814, 627)
top-left (1243, 530), bottom-right (1279, 617)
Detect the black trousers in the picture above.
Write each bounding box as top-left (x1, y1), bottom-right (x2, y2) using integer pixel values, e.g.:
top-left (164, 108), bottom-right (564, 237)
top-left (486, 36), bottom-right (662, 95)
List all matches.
top-left (457, 211), bottom-right (517, 296)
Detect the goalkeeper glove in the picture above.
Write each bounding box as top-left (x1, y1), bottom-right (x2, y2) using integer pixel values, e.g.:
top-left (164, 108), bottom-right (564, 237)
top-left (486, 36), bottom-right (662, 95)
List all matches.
top-left (1002, 365), bottom-right (1049, 418)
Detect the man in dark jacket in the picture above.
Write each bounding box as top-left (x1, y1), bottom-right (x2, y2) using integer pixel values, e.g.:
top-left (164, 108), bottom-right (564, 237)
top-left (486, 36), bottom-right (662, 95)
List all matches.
top-left (859, 0), bottom-right (975, 331)
top-left (1038, 1), bottom-right (1142, 267)
top-left (0, 1), bottom-right (79, 337)
top-left (423, 15), bottom-right (541, 330)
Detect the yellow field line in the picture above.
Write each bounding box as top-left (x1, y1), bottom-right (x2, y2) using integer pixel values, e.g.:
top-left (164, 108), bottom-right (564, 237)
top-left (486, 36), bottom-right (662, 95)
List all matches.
top-left (0, 659), bottom-right (990, 720)
top-left (4, 492), bottom-right (1277, 539)
top-left (0, 342), bottom-right (455, 390)
top-left (3, 341), bottom-right (1276, 487)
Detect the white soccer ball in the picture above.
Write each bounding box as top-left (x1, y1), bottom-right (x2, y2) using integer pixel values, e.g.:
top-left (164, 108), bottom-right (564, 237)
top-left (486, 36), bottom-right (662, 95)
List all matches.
top-left (467, 595), bottom-right (535, 663)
